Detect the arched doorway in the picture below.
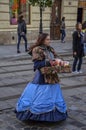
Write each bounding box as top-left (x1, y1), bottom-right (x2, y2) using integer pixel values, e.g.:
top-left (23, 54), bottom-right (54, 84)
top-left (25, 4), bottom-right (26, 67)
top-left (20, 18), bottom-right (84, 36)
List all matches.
top-left (50, 0), bottom-right (62, 40)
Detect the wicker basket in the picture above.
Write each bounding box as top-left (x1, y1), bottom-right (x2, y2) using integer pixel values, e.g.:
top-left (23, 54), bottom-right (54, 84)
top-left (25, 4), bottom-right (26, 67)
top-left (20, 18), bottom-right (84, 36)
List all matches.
top-left (40, 65), bottom-right (71, 74)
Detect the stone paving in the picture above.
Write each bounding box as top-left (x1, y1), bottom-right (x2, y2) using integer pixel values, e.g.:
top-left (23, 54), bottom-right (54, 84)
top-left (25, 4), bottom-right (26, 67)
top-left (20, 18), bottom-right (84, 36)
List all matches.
top-left (0, 87), bottom-right (86, 130)
top-left (0, 40), bottom-right (72, 59)
top-left (0, 41), bottom-right (86, 130)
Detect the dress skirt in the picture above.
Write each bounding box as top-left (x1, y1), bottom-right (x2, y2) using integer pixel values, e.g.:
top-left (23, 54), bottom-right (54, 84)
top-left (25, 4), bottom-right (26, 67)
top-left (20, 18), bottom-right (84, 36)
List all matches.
top-left (15, 70), bottom-right (68, 122)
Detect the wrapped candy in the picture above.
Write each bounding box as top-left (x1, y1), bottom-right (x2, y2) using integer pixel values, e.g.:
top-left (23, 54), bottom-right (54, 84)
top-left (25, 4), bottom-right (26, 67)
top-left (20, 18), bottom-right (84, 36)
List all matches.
top-left (63, 61), bottom-right (69, 66)
top-left (40, 58), bottom-right (71, 76)
top-left (55, 59), bottom-right (62, 66)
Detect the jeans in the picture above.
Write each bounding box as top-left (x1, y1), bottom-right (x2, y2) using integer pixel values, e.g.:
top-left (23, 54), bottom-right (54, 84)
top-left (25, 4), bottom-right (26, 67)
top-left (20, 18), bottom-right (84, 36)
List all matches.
top-left (17, 34), bottom-right (27, 51)
top-left (61, 30), bottom-right (66, 42)
top-left (72, 57), bottom-right (83, 72)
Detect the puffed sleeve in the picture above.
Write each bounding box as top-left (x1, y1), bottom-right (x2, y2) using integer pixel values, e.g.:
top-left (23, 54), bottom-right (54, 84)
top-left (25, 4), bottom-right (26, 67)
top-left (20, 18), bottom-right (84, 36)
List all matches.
top-left (33, 60), bottom-right (51, 71)
top-left (32, 46), bottom-right (45, 61)
top-left (32, 46), bottom-right (51, 71)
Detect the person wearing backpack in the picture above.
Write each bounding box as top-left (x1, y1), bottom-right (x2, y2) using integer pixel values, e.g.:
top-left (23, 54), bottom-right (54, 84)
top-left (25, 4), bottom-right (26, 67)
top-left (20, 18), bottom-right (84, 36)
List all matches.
top-left (17, 14), bottom-right (28, 53)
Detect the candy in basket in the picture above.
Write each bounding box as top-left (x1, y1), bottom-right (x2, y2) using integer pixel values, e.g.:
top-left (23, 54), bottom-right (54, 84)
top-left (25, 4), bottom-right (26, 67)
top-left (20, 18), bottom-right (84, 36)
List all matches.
top-left (40, 58), bottom-right (71, 74)
top-left (55, 59), bottom-right (71, 73)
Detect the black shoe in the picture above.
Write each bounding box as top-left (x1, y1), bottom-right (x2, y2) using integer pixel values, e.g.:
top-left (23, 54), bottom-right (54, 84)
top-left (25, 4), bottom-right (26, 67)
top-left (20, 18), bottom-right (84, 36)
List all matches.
top-left (17, 50), bottom-right (21, 53)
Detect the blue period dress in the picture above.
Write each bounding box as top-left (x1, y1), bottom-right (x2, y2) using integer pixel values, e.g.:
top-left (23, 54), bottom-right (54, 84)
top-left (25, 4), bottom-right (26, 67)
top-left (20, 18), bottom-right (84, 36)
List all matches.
top-left (15, 45), bottom-right (67, 122)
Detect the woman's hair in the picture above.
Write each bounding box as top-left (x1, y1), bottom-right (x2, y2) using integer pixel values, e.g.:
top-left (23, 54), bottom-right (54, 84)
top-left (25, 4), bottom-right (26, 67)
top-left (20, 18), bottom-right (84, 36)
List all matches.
top-left (18, 15), bottom-right (24, 23)
top-left (76, 22), bottom-right (82, 31)
top-left (62, 17), bottom-right (65, 21)
top-left (30, 33), bottom-right (49, 50)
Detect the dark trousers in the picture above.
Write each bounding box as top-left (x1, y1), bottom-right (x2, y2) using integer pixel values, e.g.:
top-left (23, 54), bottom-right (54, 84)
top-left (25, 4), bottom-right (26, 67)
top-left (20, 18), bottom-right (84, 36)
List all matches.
top-left (61, 30), bottom-right (66, 42)
top-left (72, 57), bottom-right (83, 72)
top-left (17, 34), bottom-right (27, 51)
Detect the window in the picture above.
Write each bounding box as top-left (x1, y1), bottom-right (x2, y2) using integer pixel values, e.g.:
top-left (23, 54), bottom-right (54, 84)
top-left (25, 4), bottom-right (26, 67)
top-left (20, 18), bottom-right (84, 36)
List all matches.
top-left (9, 0), bottom-right (30, 25)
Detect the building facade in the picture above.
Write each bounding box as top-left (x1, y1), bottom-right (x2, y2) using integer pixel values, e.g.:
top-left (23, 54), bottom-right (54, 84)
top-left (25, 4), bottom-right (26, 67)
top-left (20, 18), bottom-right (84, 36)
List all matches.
top-left (50, 0), bottom-right (86, 40)
top-left (0, 0), bottom-right (86, 44)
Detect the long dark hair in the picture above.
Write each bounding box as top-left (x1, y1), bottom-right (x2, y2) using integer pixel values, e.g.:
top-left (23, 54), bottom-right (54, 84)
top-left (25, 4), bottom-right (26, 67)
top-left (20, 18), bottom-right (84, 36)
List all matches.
top-left (76, 22), bottom-right (82, 31)
top-left (30, 33), bottom-right (49, 50)
top-left (62, 17), bottom-right (65, 21)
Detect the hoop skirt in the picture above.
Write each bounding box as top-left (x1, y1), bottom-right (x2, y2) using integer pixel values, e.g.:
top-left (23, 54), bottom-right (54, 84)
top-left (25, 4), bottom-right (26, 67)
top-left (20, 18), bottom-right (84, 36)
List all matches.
top-left (15, 70), bottom-right (67, 122)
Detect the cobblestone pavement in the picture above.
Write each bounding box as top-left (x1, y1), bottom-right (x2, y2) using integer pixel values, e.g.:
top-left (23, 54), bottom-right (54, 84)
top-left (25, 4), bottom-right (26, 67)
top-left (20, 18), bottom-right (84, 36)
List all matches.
top-left (0, 87), bottom-right (86, 130)
top-left (0, 41), bottom-right (86, 130)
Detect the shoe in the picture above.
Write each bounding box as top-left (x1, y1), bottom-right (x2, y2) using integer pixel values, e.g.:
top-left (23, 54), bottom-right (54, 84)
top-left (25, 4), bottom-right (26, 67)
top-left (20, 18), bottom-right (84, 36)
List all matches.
top-left (17, 50), bottom-right (21, 53)
top-left (72, 71), bottom-right (79, 74)
top-left (61, 41), bottom-right (65, 43)
top-left (78, 70), bottom-right (83, 74)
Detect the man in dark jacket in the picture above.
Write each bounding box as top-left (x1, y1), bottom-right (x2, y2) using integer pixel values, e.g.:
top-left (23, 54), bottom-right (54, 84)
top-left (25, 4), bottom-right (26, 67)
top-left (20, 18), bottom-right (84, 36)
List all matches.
top-left (17, 15), bottom-right (27, 53)
top-left (72, 23), bottom-right (84, 73)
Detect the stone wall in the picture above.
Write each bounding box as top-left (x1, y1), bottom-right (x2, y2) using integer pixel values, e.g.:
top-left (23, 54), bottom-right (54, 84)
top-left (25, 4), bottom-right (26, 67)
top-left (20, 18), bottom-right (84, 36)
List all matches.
top-left (1, 0), bottom-right (86, 44)
top-left (62, 0), bottom-right (78, 39)
top-left (0, 0), bottom-right (51, 44)
top-left (63, 0), bottom-right (78, 27)
top-left (0, 29), bottom-right (50, 45)
top-left (83, 8), bottom-right (86, 21)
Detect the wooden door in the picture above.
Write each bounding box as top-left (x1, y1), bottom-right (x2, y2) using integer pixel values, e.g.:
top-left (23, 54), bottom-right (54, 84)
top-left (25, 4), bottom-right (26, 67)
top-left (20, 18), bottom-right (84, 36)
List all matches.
top-left (77, 8), bottom-right (83, 23)
top-left (50, 0), bottom-right (62, 40)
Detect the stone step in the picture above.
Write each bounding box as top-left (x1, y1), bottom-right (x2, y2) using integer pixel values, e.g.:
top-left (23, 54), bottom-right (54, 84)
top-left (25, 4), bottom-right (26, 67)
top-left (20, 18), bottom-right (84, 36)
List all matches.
top-left (0, 76), bottom-right (86, 102)
top-left (0, 68), bottom-right (86, 88)
top-left (0, 56), bottom-right (86, 68)
top-left (0, 60), bottom-right (32, 67)
top-left (0, 51), bottom-right (73, 61)
top-left (0, 75), bottom-right (33, 88)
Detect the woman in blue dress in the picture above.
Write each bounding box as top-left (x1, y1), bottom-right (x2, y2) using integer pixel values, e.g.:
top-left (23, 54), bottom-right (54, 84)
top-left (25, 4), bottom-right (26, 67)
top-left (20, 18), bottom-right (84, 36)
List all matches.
top-left (15, 33), bottom-right (67, 122)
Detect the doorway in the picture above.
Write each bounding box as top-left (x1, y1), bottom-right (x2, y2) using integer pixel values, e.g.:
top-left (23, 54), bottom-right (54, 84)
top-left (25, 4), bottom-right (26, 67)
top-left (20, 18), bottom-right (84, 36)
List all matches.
top-left (77, 8), bottom-right (83, 23)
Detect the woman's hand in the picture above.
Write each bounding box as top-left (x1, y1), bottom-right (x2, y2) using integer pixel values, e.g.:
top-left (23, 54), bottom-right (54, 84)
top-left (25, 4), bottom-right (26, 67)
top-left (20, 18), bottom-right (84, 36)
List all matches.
top-left (73, 52), bottom-right (77, 55)
top-left (50, 60), bottom-right (57, 66)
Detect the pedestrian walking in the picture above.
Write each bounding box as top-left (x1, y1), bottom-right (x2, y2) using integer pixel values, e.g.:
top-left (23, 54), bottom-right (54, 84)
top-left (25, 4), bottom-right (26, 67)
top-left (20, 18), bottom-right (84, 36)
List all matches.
top-left (17, 14), bottom-right (28, 53)
top-left (60, 17), bottom-right (66, 43)
top-left (15, 33), bottom-right (67, 122)
top-left (72, 23), bottom-right (84, 74)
